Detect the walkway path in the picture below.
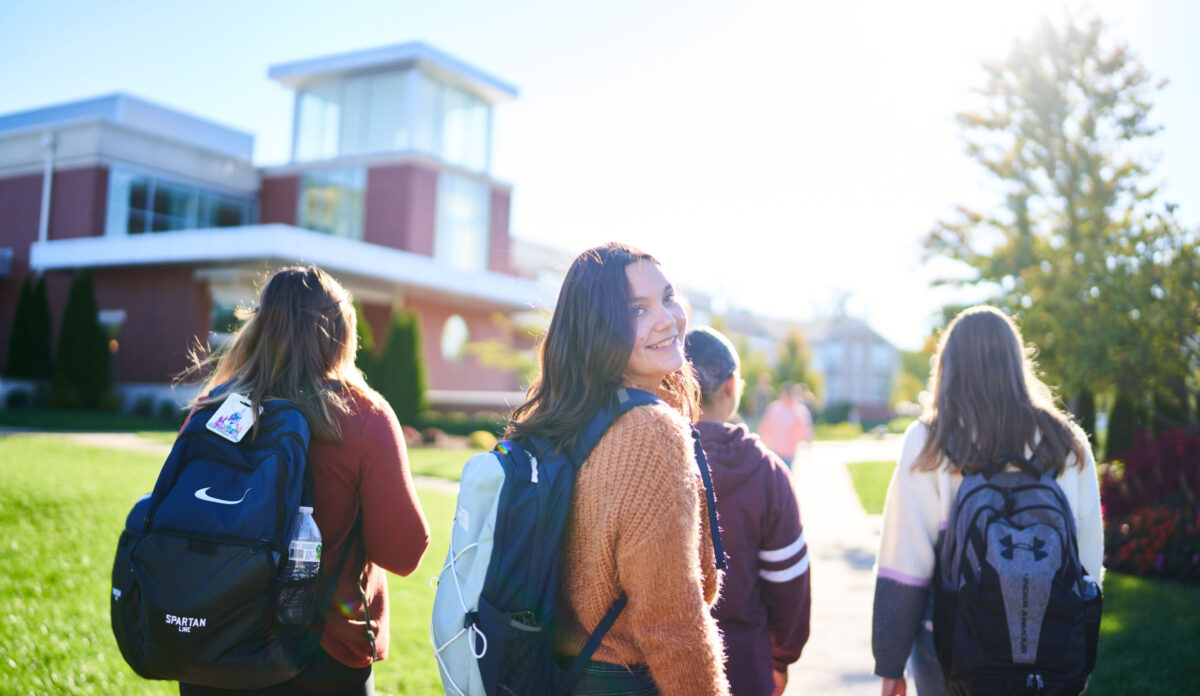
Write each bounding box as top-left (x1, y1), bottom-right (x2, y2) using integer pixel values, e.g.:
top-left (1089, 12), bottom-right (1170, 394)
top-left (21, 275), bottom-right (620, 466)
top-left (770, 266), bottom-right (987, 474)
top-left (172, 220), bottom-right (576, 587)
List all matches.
top-left (784, 437), bottom-right (902, 696)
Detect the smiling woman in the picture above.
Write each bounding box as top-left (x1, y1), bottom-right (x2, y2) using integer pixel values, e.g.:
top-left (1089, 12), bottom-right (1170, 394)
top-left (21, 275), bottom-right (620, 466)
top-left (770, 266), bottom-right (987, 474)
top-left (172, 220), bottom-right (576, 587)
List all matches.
top-left (504, 243), bottom-right (727, 695)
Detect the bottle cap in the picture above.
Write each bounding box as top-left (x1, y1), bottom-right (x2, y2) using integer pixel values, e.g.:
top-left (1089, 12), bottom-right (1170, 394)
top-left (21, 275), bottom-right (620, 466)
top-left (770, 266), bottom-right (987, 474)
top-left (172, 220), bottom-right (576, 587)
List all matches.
top-left (298, 506), bottom-right (313, 513)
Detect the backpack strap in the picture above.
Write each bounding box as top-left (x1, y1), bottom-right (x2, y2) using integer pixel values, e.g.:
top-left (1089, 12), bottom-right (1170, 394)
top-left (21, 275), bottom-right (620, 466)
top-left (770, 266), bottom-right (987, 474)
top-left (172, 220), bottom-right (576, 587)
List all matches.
top-left (560, 387), bottom-right (728, 692)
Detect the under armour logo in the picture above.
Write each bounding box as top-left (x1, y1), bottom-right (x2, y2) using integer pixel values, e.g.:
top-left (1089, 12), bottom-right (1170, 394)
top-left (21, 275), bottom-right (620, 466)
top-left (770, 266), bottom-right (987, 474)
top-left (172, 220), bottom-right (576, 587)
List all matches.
top-left (1000, 534), bottom-right (1048, 561)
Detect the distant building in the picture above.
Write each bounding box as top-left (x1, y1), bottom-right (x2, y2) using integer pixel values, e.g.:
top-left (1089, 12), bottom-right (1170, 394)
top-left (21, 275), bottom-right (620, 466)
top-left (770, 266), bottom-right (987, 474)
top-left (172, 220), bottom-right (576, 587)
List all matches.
top-left (804, 316), bottom-right (899, 422)
top-left (0, 42), bottom-right (542, 411)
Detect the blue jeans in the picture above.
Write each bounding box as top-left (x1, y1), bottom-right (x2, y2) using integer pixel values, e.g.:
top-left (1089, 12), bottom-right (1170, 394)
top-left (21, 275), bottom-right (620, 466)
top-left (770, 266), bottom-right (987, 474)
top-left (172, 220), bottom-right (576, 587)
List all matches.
top-left (907, 592), bottom-right (949, 696)
top-left (560, 657), bottom-right (659, 696)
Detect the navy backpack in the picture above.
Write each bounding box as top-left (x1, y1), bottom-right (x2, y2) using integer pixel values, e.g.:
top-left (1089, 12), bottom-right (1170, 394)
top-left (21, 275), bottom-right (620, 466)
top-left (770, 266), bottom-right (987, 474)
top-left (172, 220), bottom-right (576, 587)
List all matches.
top-left (111, 394), bottom-right (365, 689)
top-left (431, 387), bottom-right (726, 695)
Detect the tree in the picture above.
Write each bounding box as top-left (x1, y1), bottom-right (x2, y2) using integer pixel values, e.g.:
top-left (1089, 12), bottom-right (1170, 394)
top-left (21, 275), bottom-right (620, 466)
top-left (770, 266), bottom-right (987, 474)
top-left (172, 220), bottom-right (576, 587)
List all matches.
top-left (51, 270), bottom-right (110, 409)
top-left (353, 301), bottom-right (378, 381)
top-left (464, 312), bottom-right (543, 388)
top-left (4, 276), bottom-right (54, 381)
top-left (773, 330), bottom-right (822, 400)
top-left (371, 309), bottom-right (427, 424)
top-left (925, 14), bottom-right (1200, 430)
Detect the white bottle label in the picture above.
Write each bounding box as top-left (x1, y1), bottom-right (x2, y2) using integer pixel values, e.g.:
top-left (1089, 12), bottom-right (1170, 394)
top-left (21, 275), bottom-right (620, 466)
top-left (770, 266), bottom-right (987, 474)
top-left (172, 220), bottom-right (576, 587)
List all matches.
top-left (288, 540), bottom-right (321, 563)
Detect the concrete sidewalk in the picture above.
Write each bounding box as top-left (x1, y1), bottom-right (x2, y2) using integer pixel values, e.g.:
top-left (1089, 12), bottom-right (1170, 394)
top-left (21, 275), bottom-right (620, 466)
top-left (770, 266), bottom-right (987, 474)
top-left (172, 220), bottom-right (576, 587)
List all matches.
top-left (784, 438), bottom-right (901, 696)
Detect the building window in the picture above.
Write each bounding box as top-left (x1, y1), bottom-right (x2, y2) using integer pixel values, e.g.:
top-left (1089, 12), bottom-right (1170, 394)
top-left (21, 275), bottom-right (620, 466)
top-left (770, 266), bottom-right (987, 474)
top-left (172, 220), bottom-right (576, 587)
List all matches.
top-left (441, 315), bottom-right (470, 362)
top-left (294, 71), bottom-right (416, 162)
top-left (105, 168), bottom-right (255, 236)
top-left (292, 69), bottom-right (491, 173)
top-left (435, 172), bottom-right (490, 272)
top-left (298, 167), bottom-right (366, 240)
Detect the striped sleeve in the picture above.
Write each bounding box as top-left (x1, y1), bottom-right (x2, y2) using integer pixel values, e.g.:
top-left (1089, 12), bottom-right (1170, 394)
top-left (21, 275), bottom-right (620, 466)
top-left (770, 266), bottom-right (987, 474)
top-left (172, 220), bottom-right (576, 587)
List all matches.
top-left (759, 457), bottom-right (811, 671)
top-left (872, 421), bottom-right (941, 679)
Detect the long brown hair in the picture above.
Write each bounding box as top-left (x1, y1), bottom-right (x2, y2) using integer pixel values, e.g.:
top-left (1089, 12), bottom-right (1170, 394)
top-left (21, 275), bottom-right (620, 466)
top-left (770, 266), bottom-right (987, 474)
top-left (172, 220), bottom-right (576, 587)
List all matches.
top-left (183, 266), bottom-right (380, 442)
top-left (506, 242), bottom-right (700, 454)
top-left (915, 306), bottom-right (1087, 475)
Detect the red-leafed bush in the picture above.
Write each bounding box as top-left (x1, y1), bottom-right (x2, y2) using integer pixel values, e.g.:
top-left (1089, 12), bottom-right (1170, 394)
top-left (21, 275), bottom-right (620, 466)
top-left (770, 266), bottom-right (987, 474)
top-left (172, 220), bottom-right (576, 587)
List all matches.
top-left (1104, 504), bottom-right (1200, 584)
top-left (1099, 428), bottom-right (1200, 518)
top-left (1100, 428), bottom-right (1200, 583)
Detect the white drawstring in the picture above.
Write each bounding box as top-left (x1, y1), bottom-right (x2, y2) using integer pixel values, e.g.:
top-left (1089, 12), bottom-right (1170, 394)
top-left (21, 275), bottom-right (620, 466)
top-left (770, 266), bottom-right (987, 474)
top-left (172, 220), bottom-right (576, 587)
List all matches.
top-left (431, 526), bottom-right (487, 694)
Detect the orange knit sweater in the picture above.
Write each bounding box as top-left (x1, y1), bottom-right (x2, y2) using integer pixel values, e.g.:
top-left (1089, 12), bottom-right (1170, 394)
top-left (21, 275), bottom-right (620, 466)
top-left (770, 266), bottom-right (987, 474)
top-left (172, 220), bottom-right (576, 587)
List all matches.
top-left (555, 395), bottom-right (729, 696)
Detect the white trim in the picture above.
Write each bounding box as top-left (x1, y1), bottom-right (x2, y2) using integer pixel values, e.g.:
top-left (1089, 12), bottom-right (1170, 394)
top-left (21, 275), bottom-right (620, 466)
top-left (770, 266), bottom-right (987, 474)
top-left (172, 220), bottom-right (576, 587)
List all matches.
top-left (759, 554), bottom-right (810, 583)
top-left (29, 224), bottom-right (550, 311)
top-left (426, 389), bottom-right (527, 409)
top-left (759, 531), bottom-right (806, 562)
top-left (262, 149), bottom-right (511, 191)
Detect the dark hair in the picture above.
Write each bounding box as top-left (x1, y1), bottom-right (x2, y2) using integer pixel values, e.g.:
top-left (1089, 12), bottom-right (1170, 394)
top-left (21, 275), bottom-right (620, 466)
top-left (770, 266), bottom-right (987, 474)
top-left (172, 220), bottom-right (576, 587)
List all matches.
top-left (685, 326), bottom-right (739, 405)
top-left (506, 242), bottom-right (700, 453)
top-left (915, 305), bottom-right (1087, 476)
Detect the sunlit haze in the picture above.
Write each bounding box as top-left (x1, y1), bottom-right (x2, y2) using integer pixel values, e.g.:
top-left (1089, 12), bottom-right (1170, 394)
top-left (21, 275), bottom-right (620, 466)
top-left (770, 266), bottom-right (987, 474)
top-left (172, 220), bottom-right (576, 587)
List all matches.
top-left (2, 0), bottom-right (1196, 349)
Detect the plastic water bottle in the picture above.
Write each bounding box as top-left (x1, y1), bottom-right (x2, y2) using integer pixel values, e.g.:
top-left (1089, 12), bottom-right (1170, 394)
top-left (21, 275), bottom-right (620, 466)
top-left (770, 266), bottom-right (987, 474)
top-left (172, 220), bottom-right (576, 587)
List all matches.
top-left (277, 506), bottom-right (322, 624)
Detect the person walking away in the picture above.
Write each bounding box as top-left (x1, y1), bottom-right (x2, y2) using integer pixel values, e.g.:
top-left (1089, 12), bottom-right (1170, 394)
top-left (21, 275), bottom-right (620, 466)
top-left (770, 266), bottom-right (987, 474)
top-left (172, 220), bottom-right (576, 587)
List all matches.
top-left (686, 327), bottom-right (811, 696)
top-left (871, 306), bottom-right (1103, 696)
top-left (507, 242), bottom-right (730, 695)
top-left (178, 266), bottom-right (431, 696)
top-left (759, 382), bottom-right (814, 467)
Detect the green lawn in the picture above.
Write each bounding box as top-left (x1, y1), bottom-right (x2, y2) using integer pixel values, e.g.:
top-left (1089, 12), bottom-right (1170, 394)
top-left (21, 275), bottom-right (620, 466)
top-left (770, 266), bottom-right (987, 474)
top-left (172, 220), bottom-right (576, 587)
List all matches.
top-left (3, 436), bottom-right (1195, 694)
top-left (845, 455), bottom-right (1200, 693)
top-left (405, 447), bottom-right (483, 482)
top-left (846, 459), bottom-right (895, 514)
top-left (0, 434), bottom-right (456, 694)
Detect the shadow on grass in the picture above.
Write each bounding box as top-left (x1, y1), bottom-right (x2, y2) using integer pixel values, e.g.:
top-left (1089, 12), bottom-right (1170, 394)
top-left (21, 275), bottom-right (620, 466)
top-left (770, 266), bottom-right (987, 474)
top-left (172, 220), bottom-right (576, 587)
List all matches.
top-left (1088, 573), bottom-right (1200, 695)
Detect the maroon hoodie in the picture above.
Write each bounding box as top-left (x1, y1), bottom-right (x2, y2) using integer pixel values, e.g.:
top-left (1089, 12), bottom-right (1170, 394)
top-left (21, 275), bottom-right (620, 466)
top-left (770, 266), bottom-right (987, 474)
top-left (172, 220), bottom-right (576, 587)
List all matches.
top-left (697, 421), bottom-right (812, 696)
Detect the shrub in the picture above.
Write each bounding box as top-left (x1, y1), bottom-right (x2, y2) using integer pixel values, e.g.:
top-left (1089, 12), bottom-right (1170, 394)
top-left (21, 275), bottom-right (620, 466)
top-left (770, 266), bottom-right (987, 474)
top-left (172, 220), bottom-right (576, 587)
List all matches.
top-left (371, 310), bottom-right (427, 424)
top-left (422, 427), bottom-right (447, 446)
top-left (131, 395), bottom-right (156, 418)
top-left (52, 270), bottom-right (110, 409)
top-left (5, 275), bottom-right (54, 381)
top-left (1105, 504), bottom-right (1200, 584)
top-left (5, 388), bottom-right (31, 409)
top-left (1100, 428), bottom-right (1200, 519)
top-left (886, 416), bottom-right (915, 434)
top-left (401, 425), bottom-right (423, 449)
top-left (468, 430), bottom-right (498, 450)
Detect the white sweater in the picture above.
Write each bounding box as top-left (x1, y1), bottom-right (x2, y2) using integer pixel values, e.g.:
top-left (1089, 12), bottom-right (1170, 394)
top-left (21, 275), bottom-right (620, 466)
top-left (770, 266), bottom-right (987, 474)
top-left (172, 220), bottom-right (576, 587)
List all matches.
top-left (870, 420), bottom-right (1104, 678)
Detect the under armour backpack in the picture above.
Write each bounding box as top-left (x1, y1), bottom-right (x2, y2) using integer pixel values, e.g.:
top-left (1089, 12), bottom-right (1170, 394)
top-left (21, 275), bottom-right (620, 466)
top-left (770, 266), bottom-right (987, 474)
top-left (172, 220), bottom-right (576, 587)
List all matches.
top-left (430, 387), bottom-right (726, 696)
top-left (111, 393), bottom-right (362, 689)
top-left (933, 450), bottom-right (1102, 696)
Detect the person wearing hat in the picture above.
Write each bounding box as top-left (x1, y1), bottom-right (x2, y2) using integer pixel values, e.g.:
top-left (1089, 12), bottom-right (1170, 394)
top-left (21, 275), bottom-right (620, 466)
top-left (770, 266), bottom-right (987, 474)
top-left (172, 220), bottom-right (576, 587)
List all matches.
top-left (686, 327), bottom-right (812, 696)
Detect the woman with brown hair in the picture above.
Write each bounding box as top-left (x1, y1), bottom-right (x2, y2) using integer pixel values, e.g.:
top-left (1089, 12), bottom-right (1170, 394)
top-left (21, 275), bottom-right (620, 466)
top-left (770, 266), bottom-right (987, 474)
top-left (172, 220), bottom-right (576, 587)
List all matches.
top-left (179, 266), bottom-right (430, 696)
top-left (506, 242), bottom-right (729, 695)
top-left (871, 306), bottom-right (1103, 696)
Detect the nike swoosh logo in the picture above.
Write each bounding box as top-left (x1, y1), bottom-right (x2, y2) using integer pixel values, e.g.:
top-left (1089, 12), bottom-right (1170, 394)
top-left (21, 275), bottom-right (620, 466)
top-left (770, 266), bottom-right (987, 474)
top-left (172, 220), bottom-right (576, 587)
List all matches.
top-left (194, 487), bottom-right (251, 505)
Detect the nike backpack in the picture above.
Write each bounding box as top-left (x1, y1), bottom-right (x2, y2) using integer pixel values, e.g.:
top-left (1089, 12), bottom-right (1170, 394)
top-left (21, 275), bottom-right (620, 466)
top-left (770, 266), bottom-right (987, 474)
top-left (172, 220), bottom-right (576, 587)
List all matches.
top-left (933, 450), bottom-right (1103, 696)
top-left (110, 392), bottom-right (365, 689)
top-left (430, 387), bottom-right (727, 696)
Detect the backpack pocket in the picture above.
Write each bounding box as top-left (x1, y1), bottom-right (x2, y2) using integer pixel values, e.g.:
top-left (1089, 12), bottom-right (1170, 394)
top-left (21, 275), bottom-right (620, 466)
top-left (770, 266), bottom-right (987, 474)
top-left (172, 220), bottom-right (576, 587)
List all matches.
top-left (1082, 580), bottom-right (1102, 674)
top-left (132, 531), bottom-right (298, 688)
top-left (474, 594), bottom-right (559, 696)
top-left (110, 527), bottom-right (151, 677)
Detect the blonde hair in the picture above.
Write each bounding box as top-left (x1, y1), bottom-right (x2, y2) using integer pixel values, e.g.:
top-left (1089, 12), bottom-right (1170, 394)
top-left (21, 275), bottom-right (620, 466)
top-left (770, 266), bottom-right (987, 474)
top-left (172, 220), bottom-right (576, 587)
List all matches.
top-left (915, 305), bottom-right (1087, 475)
top-left (184, 266), bottom-right (380, 442)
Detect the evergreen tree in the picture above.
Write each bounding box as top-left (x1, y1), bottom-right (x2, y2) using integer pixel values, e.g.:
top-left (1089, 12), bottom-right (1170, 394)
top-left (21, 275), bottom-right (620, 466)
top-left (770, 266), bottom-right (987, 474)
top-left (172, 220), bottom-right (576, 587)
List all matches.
top-left (353, 301), bottom-right (378, 380)
top-left (372, 309), bottom-right (427, 424)
top-left (51, 270), bottom-right (110, 409)
top-left (4, 277), bottom-right (33, 378)
top-left (1105, 392), bottom-right (1136, 461)
top-left (28, 276), bottom-right (54, 380)
top-left (1072, 388), bottom-right (1096, 451)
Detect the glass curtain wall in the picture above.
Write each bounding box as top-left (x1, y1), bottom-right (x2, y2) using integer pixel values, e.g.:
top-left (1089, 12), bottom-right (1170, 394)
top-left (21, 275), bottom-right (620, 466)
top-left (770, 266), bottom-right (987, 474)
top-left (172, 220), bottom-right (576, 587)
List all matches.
top-left (105, 168), bottom-right (256, 236)
top-left (434, 172), bottom-right (491, 271)
top-left (292, 69), bottom-right (490, 173)
top-left (298, 167), bottom-right (367, 240)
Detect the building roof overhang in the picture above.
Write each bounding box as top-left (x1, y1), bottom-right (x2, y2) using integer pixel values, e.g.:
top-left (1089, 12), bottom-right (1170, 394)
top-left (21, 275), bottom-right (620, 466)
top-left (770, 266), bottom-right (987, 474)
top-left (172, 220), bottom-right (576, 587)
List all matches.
top-left (268, 41), bottom-right (519, 104)
top-left (29, 225), bottom-right (553, 311)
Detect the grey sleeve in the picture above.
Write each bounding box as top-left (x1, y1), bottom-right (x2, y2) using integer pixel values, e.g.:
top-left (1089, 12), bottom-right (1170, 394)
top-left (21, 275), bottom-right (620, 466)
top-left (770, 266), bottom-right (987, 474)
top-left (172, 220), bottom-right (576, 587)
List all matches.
top-left (871, 577), bottom-right (928, 679)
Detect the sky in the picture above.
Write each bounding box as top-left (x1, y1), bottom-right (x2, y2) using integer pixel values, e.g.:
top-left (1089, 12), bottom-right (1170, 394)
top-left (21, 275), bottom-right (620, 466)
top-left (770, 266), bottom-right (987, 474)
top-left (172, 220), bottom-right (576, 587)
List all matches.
top-left (2, 0), bottom-right (1197, 350)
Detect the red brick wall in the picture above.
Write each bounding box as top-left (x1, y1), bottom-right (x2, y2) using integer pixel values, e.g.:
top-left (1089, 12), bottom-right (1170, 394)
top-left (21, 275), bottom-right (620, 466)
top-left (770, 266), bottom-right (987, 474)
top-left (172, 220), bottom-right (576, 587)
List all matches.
top-left (488, 188), bottom-right (511, 275)
top-left (86, 267), bottom-right (211, 383)
top-left (260, 174), bottom-right (299, 225)
top-left (364, 163), bottom-right (437, 255)
top-left (404, 296), bottom-right (520, 392)
top-left (48, 166), bottom-right (108, 240)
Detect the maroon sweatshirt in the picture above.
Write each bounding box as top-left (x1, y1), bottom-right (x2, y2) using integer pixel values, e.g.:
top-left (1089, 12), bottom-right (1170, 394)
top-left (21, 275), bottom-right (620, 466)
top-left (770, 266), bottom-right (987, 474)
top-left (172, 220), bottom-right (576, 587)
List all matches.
top-left (697, 421), bottom-right (811, 696)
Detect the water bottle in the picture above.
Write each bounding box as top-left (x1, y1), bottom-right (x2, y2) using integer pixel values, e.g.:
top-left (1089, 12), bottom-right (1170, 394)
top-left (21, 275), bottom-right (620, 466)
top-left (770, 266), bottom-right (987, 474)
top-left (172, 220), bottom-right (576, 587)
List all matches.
top-left (277, 506), bottom-right (322, 624)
